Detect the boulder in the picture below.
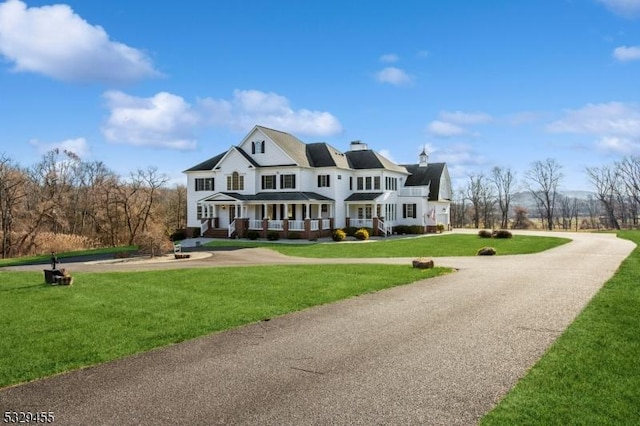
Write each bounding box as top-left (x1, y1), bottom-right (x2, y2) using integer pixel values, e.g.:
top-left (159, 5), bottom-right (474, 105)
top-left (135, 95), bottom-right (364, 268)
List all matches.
top-left (412, 258), bottom-right (435, 269)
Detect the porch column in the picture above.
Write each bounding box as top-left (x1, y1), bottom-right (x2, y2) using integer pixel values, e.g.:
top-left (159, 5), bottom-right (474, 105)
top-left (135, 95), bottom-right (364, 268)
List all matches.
top-left (305, 203), bottom-right (311, 220)
top-left (284, 203), bottom-right (288, 220)
top-left (373, 202), bottom-right (379, 218)
top-left (263, 203), bottom-right (268, 219)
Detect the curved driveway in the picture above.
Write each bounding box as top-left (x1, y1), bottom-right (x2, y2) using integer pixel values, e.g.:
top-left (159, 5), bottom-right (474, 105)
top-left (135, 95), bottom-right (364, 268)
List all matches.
top-left (0, 231), bottom-right (635, 425)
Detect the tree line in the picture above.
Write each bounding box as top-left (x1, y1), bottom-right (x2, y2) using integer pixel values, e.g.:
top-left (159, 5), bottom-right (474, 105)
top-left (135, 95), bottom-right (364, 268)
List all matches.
top-left (451, 156), bottom-right (640, 231)
top-left (0, 150), bottom-right (186, 259)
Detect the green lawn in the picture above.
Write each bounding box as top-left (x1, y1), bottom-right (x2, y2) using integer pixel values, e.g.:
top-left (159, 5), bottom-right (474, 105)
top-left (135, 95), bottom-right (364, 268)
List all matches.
top-left (0, 264), bottom-right (449, 389)
top-left (206, 233), bottom-right (570, 258)
top-left (481, 230), bottom-right (640, 425)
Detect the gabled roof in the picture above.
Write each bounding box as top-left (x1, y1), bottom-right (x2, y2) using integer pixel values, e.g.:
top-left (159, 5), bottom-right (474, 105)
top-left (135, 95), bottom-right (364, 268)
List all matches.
top-left (345, 150), bottom-right (408, 173)
top-left (402, 162), bottom-right (447, 201)
top-left (306, 142), bottom-right (351, 168)
top-left (257, 126), bottom-right (311, 167)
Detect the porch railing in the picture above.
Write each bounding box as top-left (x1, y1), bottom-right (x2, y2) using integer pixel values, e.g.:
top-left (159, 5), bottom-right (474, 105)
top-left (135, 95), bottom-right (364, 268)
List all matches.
top-left (248, 219), bottom-right (263, 230)
top-left (310, 220), bottom-right (319, 231)
top-left (200, 220), bottom-right (210, 236)
top-left (378, 220), bottom-right (392, 236)
top-left (268, 220), bottom-right (284, 230)
top-left (228, 220), bottom-right (236, 238)
top-left (288, 220), bottom-right (305, 231)
top-left (350, 219), bottom-right (373, 228)
top-left (322, 219), bottom-right (331, 230)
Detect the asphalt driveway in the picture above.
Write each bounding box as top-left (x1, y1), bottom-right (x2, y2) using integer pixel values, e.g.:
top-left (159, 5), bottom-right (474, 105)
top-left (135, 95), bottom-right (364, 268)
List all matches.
top-left (0, 231), bottom-right (635, 425)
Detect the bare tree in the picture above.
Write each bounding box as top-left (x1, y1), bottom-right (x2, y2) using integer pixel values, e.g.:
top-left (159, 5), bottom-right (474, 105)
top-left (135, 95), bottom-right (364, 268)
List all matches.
top-left (465, 174), bottom-right (484, 229)
top-left (0, 155), bottom-right (27, 258)
top-left (525, 158), bottom-right (563, 230)
top-left (586, 165), bottom-right (621, 230)
top-left (491, 166), bottom-right (516, 229)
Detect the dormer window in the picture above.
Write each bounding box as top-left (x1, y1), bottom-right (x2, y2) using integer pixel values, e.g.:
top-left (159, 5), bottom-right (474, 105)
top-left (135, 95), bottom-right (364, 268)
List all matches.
top-left (251, 140), bottom-right (265, 154)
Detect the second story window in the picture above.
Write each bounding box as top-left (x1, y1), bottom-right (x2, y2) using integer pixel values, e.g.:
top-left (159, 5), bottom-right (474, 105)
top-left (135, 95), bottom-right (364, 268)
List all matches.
top-left (280, 174), bottom-right (296, 189)
top-left (374, 176), bottom-right (381, 190)
top-left (317, 175), bottom-right (330, 188)
top-left (195, 177), bottom-right (214, 191)
top-left (261, 175), bottom-right (276, 190)
top-left (227, 171), bottom-right (244, 191)
top-left (357, 177), bottom-right (364, 190)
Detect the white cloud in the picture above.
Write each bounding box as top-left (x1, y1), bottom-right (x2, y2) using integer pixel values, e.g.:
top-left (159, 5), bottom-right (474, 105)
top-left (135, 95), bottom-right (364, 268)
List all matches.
top-left (29, 137), bottom-right (90, 158)
top-left (613, 45), bottom-right (640, 61)
top-left (199, 89), bottom-right (343, 137)
top-left (547, 102), bottom-right (640, 154)
top-left (427, 110), bottom-right (493, 137)
top-left (102, 91), bottom-right (200, 150)
top-left (427, 120), bottom-right (467, 137)
top-left (379, 53), bottom-right (399, 63)
top-left (439, 111), bottom-right (493, 125)
top-left (375, 67), bottom-right (413, 85)
top-left (0, 0), bottom-right (159, 83)
top-left (596, 0), bottom-right (640, 18)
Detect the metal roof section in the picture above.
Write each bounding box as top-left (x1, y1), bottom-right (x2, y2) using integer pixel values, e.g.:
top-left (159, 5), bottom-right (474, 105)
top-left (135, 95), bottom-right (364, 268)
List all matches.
top-left (402, 162), bottom-right (447, 201)
top-left (306, 142), bottom-right (351, 168)
top-left (345, 150), bottom-right (409, 173)
top-left (202, 191), bottom-right (333, 203)
top-left (183, 152), bottom-right (225, 172)
top-left (344, 192), bottom-right (385, 202)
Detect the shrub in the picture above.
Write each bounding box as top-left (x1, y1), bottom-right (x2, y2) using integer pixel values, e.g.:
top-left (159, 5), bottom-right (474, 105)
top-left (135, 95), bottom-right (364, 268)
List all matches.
top-left (436, 224), bottom-right (445, 233)
top-left (32, 232), bottom-right (97, 256)
top-left (493, 229), bottom-right (513, 239)
top-left (355, 228), bottom-right (369, 240)
top-left (344, 226), bottom-right (358, 237)
top-left (394, 225), bottom-right (424, 235)
top-left (333, 229), bottom-right (346, 242)
top-left (477, 246), bottom-right (497, 256)
top-left (247, 230), bottom-right (260, 240)
top-left (169, 229), bottom-right (187, 242)
top-left (267, 231), bottom-right (280, 241)
top-left (134, 231), bottom-right (174, 258)
top-left (478, 230), bottom-right (493, 238)
top-left (288, 231), bottom-right (302, 240)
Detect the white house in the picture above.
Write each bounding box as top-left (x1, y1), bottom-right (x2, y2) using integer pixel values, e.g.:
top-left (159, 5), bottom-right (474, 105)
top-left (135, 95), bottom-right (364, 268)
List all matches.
top-left (184, 125), bottom-right (451, 239)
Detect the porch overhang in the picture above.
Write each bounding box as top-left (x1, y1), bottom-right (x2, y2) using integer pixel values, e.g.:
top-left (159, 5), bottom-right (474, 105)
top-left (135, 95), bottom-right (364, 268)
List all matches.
top-left (200, 191), bottom-right (334, 204)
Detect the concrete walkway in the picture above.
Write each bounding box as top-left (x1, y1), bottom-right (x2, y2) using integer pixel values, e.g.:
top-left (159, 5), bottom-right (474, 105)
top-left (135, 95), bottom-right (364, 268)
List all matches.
top-left (0, 232), bottom-right (635, 425)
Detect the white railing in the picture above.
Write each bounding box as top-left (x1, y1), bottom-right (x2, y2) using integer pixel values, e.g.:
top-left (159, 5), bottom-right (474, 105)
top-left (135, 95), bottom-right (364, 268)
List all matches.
top-left (310, 220), bottom-right (319, 231)
top-left (249, 219), bottom-right (263, 230)
top-left (288, 220), bottom-right (305, 231)
top-left (378, 220), bottom-right (392, 236)
top-left (350, 219), bottom-right (373, 228)
top-left (268, 220), bottom-right (284, 230)
top-left (398, 187), bottom-right (429, 197)
top-left (200, 220), bottom-right (210, 236)
top-left (322, 219), bottom-right (331, 230)
top-left (228, 220), bottom-right (236, 238)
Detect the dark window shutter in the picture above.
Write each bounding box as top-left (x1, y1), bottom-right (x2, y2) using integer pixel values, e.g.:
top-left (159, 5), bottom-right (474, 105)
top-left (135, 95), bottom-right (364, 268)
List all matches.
top-left (413, 204), bottom-right (417, 218)
top-left (280, 174), bottom-right (284, 188)
top-left (403, 204), bottom-right (407, 219)
top-left (318, 175), bottom-right (321, 187)
top-left (251, 142), bottom-right (256, 154)
top-left (327, 175), bottom-right (330, 187)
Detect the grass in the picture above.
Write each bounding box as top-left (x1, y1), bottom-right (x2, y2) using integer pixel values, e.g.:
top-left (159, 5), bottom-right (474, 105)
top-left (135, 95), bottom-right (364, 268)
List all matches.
top-left (207, 233), bottom-right (571, 258)
top-left (481, 230), bottom-right (640, 425)
top-left (0, 264), bottom-right (449, 389)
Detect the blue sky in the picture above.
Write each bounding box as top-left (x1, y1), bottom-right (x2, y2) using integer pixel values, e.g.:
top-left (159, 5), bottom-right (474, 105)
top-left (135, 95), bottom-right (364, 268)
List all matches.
top-left (1, 0), bottom-right (639, 191)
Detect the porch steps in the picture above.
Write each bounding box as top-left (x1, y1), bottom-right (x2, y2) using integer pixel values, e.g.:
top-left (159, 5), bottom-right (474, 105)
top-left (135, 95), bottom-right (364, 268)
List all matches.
top-left (203, 228), bottom-right (229, 238)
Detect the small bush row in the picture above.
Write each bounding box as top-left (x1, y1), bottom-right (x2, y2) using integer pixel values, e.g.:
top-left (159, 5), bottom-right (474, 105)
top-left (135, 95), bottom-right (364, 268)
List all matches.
top-left (478, 229), bottom-right (513, 239)
top-left (393, 225), bottom-right (425, 235)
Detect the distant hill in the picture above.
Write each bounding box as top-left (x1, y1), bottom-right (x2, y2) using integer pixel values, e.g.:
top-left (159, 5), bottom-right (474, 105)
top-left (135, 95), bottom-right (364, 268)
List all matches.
top-left (510, 191), bottom-right (596, 217)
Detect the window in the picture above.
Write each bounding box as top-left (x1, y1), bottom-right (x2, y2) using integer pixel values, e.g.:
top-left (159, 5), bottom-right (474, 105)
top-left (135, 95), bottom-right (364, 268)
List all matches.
top-left (262, 175), bottom-right (276, 190)
top-left (195, 178), bottom-right (214, 191)
top-left (317, 174), bottom-right (330, 188)
top-left (227, 172), bottom-right (244, 191)
top-left (357, 177), bottom-right (364, 190)
top-left (365, 176), bottom-right (372, 190)
top-left (365, 206), bottom-right (372, 219)
top-left (321, 204), bottom-right (328, 213)
top-left (385, 177), bottom-right (398, 191)
top-left (251, 140), bottom-right (265, 154)
top-left (280, 174), bottom-right (296, 189)
top-left (374, 176), bottom-right (381, 190)
top-left (197, 204), bottom-right (202, 219)
top-left (403, 203), bottom-right (417, 219)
